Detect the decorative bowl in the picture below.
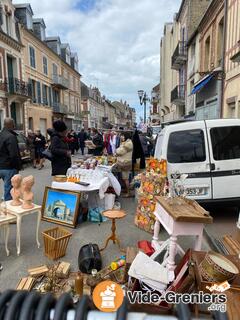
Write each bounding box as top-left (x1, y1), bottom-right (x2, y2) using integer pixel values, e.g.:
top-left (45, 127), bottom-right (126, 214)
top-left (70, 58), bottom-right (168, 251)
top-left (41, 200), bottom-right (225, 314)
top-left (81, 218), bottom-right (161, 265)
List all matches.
top-left (200, 251), bottom-right (239, 282)
top-left (53, 175), bottom-right (67, 182)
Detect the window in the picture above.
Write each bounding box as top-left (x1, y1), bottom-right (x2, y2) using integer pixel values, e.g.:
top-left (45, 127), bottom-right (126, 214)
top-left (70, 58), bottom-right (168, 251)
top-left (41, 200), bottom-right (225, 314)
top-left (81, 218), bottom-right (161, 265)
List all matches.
top-left (217, 18), bottom-right (224, 66)
top-left (29, 46), bottom-right (36, 68)
top-left (28, 117), bottom-right (33, 131)
top-left (204, 36), bottom-right (210, 71)
top-left (210, 126), bottom-right (240, 160)
top-left (6, 14), bottom-right (12, 36)
top-left (42, 84), bottom-right (48, 105)
top-left (29, 79), bottom-right (37, 102)
top-left (43, 56), bottom-right (48, 75)
top-left (52, 63), bottom-right (58, 76)
top-left (48, 87), bottom-right (52, 106)
top-left (167, 129), bottom-right (206, 163)
top-left (37, 81), bottom-right (41, 103)
top-left (228, 102), bottom-right (236, 118)
top-left (0, 55), bottom-right (3, 80)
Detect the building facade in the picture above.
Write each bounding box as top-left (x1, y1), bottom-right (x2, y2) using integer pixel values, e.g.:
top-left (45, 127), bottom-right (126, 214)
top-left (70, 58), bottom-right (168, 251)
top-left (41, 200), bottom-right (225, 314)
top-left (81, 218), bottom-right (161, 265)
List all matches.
top-left (6, 3), bottom-right (81, 135)
top-left (223, 0), bottom-right (240, 118)
top-left (150, 83), bottom-right (160, 125)
top-left (0, 0), bottom-right (31, 130)
top-left (171, 0), bottom-right (211, 120)
top-left (81, 83), bottom-right (105, 129)
top-left (191, 0), bottom-right (225, 120)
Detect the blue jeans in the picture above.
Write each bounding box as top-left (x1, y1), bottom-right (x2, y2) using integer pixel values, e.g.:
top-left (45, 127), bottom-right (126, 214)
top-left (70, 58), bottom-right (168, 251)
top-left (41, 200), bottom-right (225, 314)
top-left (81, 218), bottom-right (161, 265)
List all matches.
top-left (0, 169), bottom-right (18, 201)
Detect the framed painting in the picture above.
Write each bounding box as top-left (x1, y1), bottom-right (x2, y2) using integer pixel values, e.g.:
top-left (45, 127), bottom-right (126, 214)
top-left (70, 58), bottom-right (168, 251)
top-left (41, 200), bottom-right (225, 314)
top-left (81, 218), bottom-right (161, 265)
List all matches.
top-left (42, 187), bottom-right (81, 228)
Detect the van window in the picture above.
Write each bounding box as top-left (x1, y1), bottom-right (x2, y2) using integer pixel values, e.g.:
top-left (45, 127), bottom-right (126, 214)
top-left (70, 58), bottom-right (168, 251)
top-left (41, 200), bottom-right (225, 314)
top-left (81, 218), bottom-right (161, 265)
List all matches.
top-left (167, 129), bottom-right (206, 163)
top-left (210, 126), bottom-right (240, 160)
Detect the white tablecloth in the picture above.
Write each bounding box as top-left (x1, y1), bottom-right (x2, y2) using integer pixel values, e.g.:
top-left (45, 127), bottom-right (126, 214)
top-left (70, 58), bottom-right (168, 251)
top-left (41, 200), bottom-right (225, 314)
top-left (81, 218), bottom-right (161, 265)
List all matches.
top-left (52, 177), bottom-right (110, 199)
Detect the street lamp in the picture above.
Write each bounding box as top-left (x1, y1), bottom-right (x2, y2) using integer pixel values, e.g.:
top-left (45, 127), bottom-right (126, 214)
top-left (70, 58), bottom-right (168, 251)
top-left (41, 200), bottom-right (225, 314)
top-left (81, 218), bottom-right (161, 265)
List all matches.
top-left (138, 90), bottom-right (149, 124)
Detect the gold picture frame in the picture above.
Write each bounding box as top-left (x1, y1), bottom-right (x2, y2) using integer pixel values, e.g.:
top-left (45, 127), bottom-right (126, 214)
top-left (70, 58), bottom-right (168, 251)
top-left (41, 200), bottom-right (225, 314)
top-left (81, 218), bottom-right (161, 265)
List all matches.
top-left (41, 187), bottom-right (81, 228)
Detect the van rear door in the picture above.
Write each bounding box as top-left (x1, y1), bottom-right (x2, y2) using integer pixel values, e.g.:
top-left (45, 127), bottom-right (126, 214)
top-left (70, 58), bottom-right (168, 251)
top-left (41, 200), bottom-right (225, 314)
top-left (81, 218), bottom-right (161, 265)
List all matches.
top-left (206, 120), bottom-right (240, 199)
top-left (166, 122), bottom-right (212, 200)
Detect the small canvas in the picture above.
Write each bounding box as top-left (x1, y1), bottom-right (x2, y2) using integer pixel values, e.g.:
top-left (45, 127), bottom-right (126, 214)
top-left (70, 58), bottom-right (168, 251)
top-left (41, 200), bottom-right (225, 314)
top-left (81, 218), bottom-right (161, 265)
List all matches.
top-left (42, 187), bottom-right (80, 228)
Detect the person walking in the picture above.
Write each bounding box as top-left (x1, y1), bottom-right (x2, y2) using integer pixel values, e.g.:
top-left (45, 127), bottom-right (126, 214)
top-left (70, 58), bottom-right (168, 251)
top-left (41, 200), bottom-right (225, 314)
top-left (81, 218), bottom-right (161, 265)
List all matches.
top-left (92, 128), bottom-right (104, 156)
top-left (66, 130), bottom-right (76, 155)
top-left (26, 130), bottom-right (36, 167)
top-left (78, 128), bottom-right (87, 155)
top-left (0, 118), bottom-right (22, 201)
top-left (33, 129), bottom-right (46, 170)
top-left (116, 132), bottom-right (133, 197)
top-left (50, 120), bottom-right (71, 176)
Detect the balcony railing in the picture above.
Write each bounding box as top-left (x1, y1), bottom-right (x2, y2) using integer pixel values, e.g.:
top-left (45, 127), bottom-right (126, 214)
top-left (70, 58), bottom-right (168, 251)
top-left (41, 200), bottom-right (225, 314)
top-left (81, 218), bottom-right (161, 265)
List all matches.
top-left (52, 101), bottom-right (68, 114)
top-left (171, 85), bottom-right (186, 106)
top-left (52, 74), bottom-right (69, 90)
top-left (6, 78), bottom-right (31, 97)
top-left (171, 41), bottom-right (187, 70)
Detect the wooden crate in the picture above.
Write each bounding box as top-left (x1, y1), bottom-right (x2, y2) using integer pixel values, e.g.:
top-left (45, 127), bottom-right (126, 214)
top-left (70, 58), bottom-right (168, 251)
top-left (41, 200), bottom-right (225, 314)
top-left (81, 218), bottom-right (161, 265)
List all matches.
top-left (42, 227), bottom-right (72, 260)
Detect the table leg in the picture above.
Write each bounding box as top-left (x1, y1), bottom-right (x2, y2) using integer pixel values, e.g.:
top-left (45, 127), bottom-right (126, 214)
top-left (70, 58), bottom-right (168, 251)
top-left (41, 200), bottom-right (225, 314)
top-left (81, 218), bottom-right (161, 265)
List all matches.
top-left (167, 235), bottom-right (177, 271)
top-left (16, 216), bottom-right (21, 256)
top-left (36, 210), bottom-right (41, 248)
top-left (194, 227), bottom-right (203, 251)
top-left (4, 225), bottom-right (10, 256)
top-left (152, 219), bottom-right (160, 241)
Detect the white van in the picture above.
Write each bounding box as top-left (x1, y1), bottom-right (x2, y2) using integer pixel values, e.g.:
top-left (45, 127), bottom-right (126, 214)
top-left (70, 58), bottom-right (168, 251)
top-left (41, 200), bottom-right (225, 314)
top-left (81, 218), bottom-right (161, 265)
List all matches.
top-left (154, 119), bottom-right (240, 205)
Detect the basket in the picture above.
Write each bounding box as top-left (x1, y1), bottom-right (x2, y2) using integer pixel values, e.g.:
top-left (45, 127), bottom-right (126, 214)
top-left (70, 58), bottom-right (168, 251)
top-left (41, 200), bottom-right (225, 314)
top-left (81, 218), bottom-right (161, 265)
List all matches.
top-left (42, 227), bottom-right (72, 260)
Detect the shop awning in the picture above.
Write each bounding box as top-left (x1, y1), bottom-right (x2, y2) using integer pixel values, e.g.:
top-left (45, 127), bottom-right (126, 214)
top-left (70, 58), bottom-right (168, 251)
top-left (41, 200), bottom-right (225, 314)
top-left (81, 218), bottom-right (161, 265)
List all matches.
top-left (191, 74), bottom-right (214, 94)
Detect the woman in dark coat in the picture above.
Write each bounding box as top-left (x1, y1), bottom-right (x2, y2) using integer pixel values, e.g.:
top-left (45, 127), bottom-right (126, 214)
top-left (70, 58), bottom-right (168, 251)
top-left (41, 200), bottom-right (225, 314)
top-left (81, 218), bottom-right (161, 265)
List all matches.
top-left (33, 129), bottom-right (46, 170)
top-left (50, 121), bottom-right (71, 176)
top-left (92, 128), bottom-right (104, 156)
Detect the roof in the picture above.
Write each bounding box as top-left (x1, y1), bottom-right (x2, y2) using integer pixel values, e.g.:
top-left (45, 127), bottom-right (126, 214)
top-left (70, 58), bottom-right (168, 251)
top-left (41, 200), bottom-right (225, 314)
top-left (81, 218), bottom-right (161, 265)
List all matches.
top-left (33, 18), bottom-right (46, 28)
top-left (23, 27), bottom-right (82, 77)
top-left (176, 0), bottom-right (186, 22)
top-left (61, 43), bottom-right (70, 49)
top-left (45, 36), bottom-right (61, 42)
top-left (14, 3), bottom-right (34, 15)
top-left (187, 0), bottom-right (221, 46)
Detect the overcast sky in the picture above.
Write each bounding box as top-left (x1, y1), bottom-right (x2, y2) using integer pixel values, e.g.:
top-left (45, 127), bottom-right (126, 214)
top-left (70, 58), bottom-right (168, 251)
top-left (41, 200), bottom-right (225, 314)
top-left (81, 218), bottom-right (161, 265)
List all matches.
top-left (14, 0), bottom-right (181, 120)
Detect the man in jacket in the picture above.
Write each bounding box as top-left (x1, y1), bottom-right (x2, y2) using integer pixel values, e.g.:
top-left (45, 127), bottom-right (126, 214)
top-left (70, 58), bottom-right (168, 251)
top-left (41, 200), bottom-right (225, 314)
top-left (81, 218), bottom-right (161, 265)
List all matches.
top-left (0, 118), bottom-right (22, 200)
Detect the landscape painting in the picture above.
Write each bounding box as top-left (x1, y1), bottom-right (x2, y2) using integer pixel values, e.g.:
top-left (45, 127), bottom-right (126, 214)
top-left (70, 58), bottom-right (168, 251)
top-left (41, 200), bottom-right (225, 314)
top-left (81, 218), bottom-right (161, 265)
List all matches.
top-left (42, 187), bottom-right (80, 228)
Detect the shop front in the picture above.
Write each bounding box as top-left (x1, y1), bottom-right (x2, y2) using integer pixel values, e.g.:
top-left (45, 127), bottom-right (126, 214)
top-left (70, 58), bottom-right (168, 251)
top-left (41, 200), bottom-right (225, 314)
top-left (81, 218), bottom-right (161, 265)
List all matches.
top-left (192, 71), bottom-right (222, 121)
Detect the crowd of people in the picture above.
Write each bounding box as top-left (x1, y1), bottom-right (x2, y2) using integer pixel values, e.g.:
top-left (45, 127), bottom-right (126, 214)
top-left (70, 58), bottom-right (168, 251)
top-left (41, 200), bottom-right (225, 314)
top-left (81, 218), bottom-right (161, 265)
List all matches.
top-left (0, 118), bottom-right (155, 202)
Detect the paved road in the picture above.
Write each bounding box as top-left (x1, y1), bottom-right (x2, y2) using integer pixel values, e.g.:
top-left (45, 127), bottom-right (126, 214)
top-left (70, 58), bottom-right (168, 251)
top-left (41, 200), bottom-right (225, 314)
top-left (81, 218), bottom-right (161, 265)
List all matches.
top-left (0, 159), bottom-right (237, 290)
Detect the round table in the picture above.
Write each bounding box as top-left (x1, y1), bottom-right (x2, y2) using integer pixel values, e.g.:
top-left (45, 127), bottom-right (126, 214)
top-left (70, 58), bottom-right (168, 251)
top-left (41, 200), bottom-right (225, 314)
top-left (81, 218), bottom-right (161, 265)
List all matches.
top-left (101, 209), bottom-right (126, 252)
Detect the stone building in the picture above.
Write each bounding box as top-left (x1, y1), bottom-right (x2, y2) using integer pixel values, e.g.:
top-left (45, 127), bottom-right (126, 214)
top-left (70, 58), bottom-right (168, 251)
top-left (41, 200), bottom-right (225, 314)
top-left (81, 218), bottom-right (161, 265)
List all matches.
top-left (0, 0), bottom-right (31, 130)
top-left (159, 22), bottom-right (176, 123)
top-left (223, 0), bottom-right (240, 118)
top-left (81, 82), bottom-right (105, 129)
top-left (171, 0), bottom-right (210, 120)
top-left (190, 0), bottom-right (225, 120)
top-left (150, 83), bottom-right (160, 125)
top-left (13, 3), bottom-right (81, 135)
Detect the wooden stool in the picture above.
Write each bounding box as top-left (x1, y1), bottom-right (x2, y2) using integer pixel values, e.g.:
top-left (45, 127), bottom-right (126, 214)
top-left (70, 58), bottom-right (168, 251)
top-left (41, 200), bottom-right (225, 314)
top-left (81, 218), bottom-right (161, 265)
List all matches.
top-left (101, 209), bottom-right (126, 252)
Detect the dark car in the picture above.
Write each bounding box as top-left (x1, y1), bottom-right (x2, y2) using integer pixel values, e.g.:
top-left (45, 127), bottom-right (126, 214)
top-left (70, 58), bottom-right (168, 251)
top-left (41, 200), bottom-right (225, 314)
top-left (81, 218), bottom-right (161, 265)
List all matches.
top-left (17, 133), bottom-right (31, 161)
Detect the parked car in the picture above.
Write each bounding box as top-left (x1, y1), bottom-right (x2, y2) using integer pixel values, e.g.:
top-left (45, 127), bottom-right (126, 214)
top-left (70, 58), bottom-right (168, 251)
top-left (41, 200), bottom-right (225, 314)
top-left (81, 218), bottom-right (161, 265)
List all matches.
top-left (17, 133), bottom-right (31, 162)
top-left (154, 119), bottom-right (240, 206)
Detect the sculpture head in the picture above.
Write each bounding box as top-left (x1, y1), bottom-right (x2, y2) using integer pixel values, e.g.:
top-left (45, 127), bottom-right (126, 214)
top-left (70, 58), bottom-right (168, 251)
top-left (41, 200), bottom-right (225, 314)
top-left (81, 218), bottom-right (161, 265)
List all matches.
top-left (22, 175), bottom-right (35, 191)
top-left (11, 174), bottom-right (22, 188)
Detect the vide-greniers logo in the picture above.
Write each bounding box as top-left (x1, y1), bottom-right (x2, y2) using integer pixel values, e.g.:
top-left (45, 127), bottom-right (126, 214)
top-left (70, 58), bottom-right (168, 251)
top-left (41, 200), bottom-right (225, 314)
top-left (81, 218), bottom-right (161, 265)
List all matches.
top-left (93, 281), bottom-right (124, 312)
